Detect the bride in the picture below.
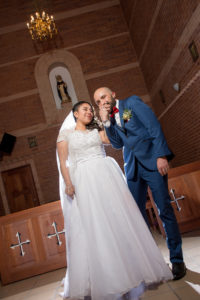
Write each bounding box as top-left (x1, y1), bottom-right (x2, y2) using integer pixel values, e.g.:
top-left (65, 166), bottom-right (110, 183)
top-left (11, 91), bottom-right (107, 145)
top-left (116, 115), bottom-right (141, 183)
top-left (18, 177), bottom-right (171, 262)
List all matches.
top-left (57, 101), bottom-right (173, 300)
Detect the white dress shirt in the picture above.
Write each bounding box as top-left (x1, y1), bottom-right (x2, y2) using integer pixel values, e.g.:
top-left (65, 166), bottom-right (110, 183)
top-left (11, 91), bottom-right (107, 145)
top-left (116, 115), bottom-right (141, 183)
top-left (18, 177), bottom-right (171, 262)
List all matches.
top-left (103, 99), bottom-right (122, 128)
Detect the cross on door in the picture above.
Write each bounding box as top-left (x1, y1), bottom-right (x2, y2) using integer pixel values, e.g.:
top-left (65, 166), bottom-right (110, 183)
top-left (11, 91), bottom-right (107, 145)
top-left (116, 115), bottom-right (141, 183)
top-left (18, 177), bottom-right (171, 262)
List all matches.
top-left (10, 232), bottom-right (31, 256)
top-left (170, 188), bottom-right (185, 212)
top-left (47, 221), bottom-right (65, 246)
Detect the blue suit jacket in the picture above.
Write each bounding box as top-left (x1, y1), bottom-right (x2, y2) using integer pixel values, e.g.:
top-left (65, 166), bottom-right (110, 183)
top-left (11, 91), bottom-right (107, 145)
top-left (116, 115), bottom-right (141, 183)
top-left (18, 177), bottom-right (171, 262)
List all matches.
top-left (105, 95), bottom-right (174, 180)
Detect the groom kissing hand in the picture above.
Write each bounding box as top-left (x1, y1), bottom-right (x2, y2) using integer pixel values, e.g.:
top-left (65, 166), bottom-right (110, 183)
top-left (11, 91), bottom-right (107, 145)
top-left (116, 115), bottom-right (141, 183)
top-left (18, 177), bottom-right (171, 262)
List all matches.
top-left (96, 87), bottom-right (169, 177)
top-left (94, 87), bottom-right (186, 281)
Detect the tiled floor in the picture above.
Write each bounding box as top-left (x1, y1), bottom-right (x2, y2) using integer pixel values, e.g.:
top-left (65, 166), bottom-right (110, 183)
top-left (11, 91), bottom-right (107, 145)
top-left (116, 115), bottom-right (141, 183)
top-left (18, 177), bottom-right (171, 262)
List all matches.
top-left (1, 229), bottom-right (200, 300)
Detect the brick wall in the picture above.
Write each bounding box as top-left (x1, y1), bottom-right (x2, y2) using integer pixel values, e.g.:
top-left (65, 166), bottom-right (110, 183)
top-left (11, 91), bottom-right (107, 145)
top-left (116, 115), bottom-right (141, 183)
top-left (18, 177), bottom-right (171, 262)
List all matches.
top-left (121, 0), bottom-right (200, 167)
top-left (70, 34), bottom-right (136, 74)
top-left (87, 67), bottom-right (148, 100)
top-left (120, 0), bottom-right (137, 27)
top-left (138, 0), bottom-right (199, 90)
top-left (152, 25), bottom-right (200, 116)
top-left (129, 0), bottom-right (159, 58)
top-left (160, 75), bottom-right (200, 167)
top-left (0, 95), bottom-right (45, 132)
top-left (0, 0), bottom-right (103, 27)
top-left (0, 59), bottom-right (38, 97)
top-left (0, 0), bottom-right (149, 209)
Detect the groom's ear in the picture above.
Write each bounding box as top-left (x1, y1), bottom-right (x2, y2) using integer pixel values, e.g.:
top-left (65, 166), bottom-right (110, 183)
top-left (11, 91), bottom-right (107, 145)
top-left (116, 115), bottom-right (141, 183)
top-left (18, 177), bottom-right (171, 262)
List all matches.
top-left (112, 91), bottom-right (116, 98)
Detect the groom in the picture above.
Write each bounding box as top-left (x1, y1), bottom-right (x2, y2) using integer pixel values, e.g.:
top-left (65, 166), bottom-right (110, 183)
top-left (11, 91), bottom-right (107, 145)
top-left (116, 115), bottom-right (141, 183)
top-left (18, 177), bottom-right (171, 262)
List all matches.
top-left (94, 87), bottom-right (186, 280)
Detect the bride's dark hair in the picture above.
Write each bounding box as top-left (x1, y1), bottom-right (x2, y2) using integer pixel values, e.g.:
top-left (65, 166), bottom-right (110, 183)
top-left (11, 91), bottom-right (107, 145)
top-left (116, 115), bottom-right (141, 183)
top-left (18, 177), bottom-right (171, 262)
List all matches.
top-left (72, 101), bottom-right (103, 131)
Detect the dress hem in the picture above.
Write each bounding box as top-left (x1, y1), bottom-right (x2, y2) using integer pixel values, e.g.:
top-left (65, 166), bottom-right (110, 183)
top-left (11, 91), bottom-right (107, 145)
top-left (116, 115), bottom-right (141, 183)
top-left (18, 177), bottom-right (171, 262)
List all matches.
top-left (64, 276), bottom-right (172, 300)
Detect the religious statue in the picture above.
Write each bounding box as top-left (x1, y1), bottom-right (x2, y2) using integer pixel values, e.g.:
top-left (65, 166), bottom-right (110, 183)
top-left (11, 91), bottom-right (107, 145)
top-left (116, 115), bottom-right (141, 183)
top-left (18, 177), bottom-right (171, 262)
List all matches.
top-left (56, 75), bottom-right (71, 104)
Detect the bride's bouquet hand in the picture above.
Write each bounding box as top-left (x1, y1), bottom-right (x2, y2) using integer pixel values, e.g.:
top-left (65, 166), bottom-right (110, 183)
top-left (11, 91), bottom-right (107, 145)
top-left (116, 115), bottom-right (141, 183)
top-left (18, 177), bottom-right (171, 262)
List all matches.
top-left (65, 184), bottom-right (75, 198)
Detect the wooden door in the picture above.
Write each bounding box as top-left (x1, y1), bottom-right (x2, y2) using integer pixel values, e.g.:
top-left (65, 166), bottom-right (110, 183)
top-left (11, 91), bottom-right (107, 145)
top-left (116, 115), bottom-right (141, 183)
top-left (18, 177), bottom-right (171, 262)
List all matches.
top-left (2, 165), bottom-right (40, 213)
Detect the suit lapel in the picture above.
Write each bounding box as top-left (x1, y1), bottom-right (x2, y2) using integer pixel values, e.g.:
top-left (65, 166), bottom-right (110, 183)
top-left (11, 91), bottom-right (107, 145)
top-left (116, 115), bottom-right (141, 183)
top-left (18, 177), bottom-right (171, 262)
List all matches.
top-left (118, 100), bottom-right (125, 128)
top-left (115, 100), bottom-right (126, 133)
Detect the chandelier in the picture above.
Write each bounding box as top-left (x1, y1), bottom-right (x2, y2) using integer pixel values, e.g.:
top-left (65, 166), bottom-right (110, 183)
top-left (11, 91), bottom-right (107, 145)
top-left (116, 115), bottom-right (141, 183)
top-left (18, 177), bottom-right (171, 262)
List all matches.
top-left (27, 11), bottom-right (58, 41)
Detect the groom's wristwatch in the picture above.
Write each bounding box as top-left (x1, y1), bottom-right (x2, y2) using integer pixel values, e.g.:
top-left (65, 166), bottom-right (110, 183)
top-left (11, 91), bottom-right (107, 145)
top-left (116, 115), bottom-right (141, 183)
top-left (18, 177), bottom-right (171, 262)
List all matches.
top-left (102, 120), bottom-right (111, 128)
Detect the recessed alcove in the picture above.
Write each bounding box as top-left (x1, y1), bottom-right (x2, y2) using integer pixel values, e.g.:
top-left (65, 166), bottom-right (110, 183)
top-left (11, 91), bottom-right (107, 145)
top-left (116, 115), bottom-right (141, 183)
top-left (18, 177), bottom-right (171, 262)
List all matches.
top-left (49, 65), bottom-right (78, 110)
top-left (35, 49), bottom-right (90, 125)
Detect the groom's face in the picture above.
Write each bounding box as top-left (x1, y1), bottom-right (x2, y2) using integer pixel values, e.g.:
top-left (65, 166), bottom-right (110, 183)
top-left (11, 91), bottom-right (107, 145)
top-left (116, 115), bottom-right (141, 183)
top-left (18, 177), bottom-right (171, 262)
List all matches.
top-left (94, 88), bottom-right (116, 113)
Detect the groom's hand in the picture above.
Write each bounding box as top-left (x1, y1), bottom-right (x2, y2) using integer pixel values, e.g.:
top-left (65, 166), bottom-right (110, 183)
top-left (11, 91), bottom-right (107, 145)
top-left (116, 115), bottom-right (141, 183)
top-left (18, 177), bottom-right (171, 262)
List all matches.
top-left (99, 104), bottom-right (109, 122)
top-left (157, 157), bottom-right (170, 176)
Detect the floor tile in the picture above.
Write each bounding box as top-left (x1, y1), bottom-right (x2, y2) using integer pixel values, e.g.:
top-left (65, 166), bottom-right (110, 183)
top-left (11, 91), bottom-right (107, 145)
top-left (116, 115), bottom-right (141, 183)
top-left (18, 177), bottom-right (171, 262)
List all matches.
top-left (141, 282), bottom-right (171, 298)
top-left (174, 285), bottom-right (200, 300)
top-left (1, 290), bottom-right (30, 300)
top-left (28, 281), bottom-right (61, 296)
top-left (25, 287), bottom-right (59, 300)
top-left (142, 290), bottom-right (178, 299)
top-left (168, 268), bottom-right (200, 294)
top-left (0, 276), bottom-right (37, 298)
top-left (33, 268), bottom-right (65, 288)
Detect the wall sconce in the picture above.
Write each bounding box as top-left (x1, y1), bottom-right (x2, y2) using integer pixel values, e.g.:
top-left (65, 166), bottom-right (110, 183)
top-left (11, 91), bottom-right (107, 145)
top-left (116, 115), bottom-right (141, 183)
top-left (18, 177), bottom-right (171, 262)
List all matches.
top-left (173, 83), bottom-right (180, 92)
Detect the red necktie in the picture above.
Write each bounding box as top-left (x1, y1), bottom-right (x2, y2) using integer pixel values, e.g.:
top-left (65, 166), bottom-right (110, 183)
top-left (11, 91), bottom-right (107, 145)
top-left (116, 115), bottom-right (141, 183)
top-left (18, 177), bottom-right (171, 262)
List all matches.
top-left (110, 106), bottom-right (119, 118)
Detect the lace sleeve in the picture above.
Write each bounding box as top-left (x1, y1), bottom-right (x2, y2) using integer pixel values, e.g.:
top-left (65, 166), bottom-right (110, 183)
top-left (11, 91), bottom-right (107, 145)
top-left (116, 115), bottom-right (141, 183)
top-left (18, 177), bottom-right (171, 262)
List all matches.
top-left (57, 129), bottom-right (71, 143)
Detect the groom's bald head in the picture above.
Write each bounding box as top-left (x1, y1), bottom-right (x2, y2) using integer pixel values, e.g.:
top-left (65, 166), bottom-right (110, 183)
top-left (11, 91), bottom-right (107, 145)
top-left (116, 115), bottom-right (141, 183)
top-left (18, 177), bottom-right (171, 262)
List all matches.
top-left (93, 87), bottom-right (116, 112)
top-left (94, 87), bottom-right (112, 99)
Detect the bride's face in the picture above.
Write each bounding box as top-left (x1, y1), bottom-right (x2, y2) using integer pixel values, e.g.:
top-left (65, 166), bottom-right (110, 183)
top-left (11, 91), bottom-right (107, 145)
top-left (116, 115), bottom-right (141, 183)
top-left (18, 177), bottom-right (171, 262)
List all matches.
top-left (74, 103), bottom-right (94, 124)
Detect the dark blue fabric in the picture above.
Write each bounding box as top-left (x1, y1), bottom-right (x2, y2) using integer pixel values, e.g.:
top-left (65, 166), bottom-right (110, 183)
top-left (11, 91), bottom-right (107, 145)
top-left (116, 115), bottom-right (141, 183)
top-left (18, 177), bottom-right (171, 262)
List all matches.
top-left (105, 95), bottom-right (183, 263)
top-left (105, 95), bottom-right (174, 178)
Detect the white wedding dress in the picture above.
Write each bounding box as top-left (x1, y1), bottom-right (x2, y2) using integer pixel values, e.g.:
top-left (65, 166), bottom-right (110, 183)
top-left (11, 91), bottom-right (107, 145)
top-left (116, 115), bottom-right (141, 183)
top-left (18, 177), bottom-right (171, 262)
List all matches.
top-left (57, 128), bottom-right (173, 300)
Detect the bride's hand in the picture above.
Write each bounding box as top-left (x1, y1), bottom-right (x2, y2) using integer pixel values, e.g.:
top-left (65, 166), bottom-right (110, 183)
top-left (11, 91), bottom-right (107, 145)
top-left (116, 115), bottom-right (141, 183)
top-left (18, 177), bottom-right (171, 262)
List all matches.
top-left (65, 184), bottom-right (75, 198)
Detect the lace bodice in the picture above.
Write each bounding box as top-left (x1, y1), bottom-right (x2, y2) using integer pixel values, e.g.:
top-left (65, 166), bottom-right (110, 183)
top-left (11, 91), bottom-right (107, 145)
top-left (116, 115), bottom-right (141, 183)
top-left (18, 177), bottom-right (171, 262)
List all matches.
top-left (57, 128), bottom-right (106, 167)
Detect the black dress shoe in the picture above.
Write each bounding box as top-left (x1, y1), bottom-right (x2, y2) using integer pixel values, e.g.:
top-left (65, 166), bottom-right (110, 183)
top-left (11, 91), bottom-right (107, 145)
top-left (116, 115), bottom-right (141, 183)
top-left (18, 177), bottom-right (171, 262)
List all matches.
top-left (172, 262), bottom-right (186, 280)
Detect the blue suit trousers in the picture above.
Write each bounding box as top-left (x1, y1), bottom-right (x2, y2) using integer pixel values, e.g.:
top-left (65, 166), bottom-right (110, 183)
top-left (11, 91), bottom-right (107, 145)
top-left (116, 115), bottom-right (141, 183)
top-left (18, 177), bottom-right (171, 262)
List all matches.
top-left (127, 160), bottom-right (183, 263)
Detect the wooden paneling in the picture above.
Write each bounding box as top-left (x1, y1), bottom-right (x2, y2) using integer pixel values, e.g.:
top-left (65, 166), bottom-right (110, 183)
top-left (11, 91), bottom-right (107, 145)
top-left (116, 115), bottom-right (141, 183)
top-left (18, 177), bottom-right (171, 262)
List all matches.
top-left (0, 201), bottom-right (66, 284)
top-left (168, 161), bottom-right (200, 233)
top-left (148, 161), bottom-right (200, 236)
